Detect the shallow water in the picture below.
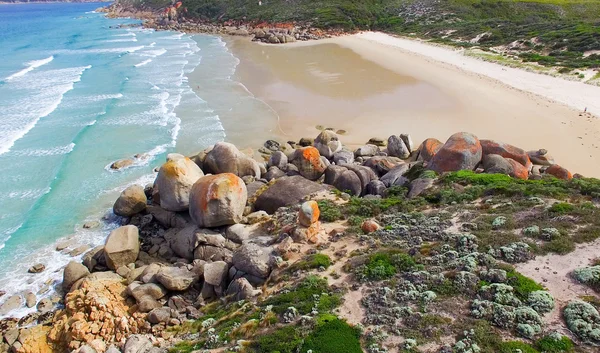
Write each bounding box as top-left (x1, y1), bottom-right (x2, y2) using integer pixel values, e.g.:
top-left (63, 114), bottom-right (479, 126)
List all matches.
top-left (0, 3), bottom-right (272, 318)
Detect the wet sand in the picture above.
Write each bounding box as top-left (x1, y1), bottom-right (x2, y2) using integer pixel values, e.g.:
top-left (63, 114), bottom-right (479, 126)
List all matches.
top-left (225, 34), bottom-right (600, 177)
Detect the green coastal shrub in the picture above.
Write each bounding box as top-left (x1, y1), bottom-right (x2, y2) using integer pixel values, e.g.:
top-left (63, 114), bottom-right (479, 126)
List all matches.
top-left (536, 332), bottom-right (574, 352)
top-left (498, 341), bottom-right (539, 353)
top-left (291, 253), bottom-right (332, 271)
top-left (572, 265), bottom-right (600, 291)
top-left (301, 316), bottom-right (362, 353)
top-left (251, 325), bottom-right (302, 353)
top-left (357, 251), bottom-right (417, 281)
top-left (548, 202), bottom-right (575, 214)
top-left (514, 306), bottom-right (543, 339)
top-left (527, 290), bottom-right (555, 314)
top-left (563, 300), bottom-right (600, 344)
top-left (317, 199), bottom-right (342, 222)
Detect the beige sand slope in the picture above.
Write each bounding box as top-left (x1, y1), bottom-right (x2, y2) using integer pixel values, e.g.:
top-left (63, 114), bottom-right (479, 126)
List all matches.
top-left (227, 33), bottom-right (600, 176)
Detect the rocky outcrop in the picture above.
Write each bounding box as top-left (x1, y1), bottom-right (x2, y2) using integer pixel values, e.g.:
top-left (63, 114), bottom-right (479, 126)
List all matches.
top-left (428, 132), bottom-right (482, 173)
top-left (104, 225), bottom-right (140, 270)
top-left (113, 185), bottom-right (147, 217)
top-left (49, 272), bottom-right (146, 351)
top-left (189, 173), bottom-right (248, 227)
top-left (204, 142), bottom-right (261, 178)
top-left (155, 153), bottom-right (204, 212)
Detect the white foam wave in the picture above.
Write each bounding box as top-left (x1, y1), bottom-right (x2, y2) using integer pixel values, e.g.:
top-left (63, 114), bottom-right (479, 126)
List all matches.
top-left (4, 56), bottom-right (54, 81)
top-left (2, 187), bottom-right (51, 200)
top-left (139, 48), bottom-right (167, 58)
top-left (0, 65), bottom-right (91, 156)
top-left (12, 143), bottom-right (75, 157)
top-left (114, 32), bottom-right (136, 37)
top-left (135, 59), bottom-right (152, 67)
top-left (104, 38), bottom-right (138, 43)
top-left (0, 224), bottom-right (21, 251)
top-left (56, 46), bottom-right (144, 55)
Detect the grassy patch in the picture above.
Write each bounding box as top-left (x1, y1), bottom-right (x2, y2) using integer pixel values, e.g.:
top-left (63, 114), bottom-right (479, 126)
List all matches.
top-left (289, 253), bottom-right (332, 271)
top-left (505, 267), bottom-right (545, 300)
top-left (301, 316), bottom-right (362, 353)
top-left (250, 325), bottom-right (302, 353)
top-left (262, 275), bottom-right (341, 314)
top-left (536, 334), bottom-right (574, 352)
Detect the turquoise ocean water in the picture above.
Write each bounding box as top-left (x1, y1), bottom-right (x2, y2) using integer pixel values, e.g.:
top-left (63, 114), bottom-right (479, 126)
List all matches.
top-left (0, 2), bottom-right (253, 317)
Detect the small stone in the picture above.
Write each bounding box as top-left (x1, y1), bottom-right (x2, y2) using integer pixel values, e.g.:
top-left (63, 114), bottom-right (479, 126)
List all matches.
top-left (36, 298), bottom-right (53, 313)
top-left (69, 244), bottom-right (91, 257)
top-left (147, 307), bottom-right (171, 324)
top-left (83, 221), bottom-right (100, 229)
top-left (298, 201), bottom-right (320, 227)
top-left (28, 263), bottom-right (45, 274)
top-left (25, 292), bottom-right (36, 308)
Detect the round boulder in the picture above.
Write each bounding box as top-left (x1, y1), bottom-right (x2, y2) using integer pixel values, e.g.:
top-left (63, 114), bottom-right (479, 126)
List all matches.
top-left (506, 158), bottom-right (529, 180)
top-left (417, 138), bottom-right (443, 162)
top-left (189, 173), bottom-right (248, 227)
top-left (314, 130), bottom-right (342, 159)
top-left (545, 164), bottom-right (572, 180)
top-left (104, 225), bottom-right (140, 270)
top-left (204, 142), bottom-right (261, 178)
top-left (528, 149), bottom-right (555, 166)
top-left (289, 146), bottom-right (327, 181)
top-left (428, 132), bottom-right (482, 173)
top-left (480, 139), bottom-right (532, 169)
top-left (299, 201), bottom-right (320, 227)
top-left (232, 243), bottom-right (272, 279)
top-left (387, 135), bottom-right (410, 159)
top-left (482, 154), bottom-right (513, 175)
top-left (155, 153), bottom-right (204, 212)
top-left (113, 185), bottom-right (147, 217)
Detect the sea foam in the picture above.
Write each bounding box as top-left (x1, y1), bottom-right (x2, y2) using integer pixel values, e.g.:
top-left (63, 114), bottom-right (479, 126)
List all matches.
top-left (4, 56), bottom-right (54, 81)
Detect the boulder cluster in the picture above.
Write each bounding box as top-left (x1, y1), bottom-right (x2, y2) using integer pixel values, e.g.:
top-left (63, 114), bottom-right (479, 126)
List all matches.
top-left (0, 130), bottom-right (578, 353)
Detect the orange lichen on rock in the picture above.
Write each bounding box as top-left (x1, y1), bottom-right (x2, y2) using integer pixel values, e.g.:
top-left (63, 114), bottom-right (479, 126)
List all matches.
top-left (302, 147), bottom-right (324, 171)
top-left (418, 138), bottom-right (443, 162)
top-left (481, 139), bottom-right (532, 169)
top-left (506, 158), bottom-right (529, 180)
top-left (546, 164), bottom-right (573, 180)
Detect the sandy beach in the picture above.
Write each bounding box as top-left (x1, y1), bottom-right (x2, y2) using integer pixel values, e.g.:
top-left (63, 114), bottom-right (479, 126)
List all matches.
top-left (226, 31), bottom-right (600, 177)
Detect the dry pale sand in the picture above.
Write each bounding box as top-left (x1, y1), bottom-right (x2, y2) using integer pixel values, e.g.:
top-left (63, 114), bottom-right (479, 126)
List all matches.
top-left (228, 33), bottom-right (600, 177)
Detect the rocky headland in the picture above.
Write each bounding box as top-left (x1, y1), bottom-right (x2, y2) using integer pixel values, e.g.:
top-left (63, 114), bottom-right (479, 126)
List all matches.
top-left (99, 2), bottom-right (342, 44)
top-left (2, 128), bottom-right (600, 353)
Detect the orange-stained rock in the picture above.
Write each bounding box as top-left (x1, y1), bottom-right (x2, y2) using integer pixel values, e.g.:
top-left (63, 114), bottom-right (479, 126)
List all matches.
top-left (480, 139), bottom-right (532, 169)
top-left (545, 164), bottom-right (573, 180)
top-left (49, 272), bottom-right (148, 351)
top-left (189, 173), bottom-right (248, 227)
top-left (290, 147), bottom-right (326, 181)
top-left (417, 138), bottom-right (443, 162)
top-left (428, 132), bottom-right (482, 173)
top-left (13, 325), bottom-right (53, 353)
top-left (155, 153), bottom-right (204, 212)
top-left (506, 158), bottom-right (529, 180)
top-left (298, 200), bottom-right (320, 227)
top-left (361, 220), bottom-right (381, 234)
